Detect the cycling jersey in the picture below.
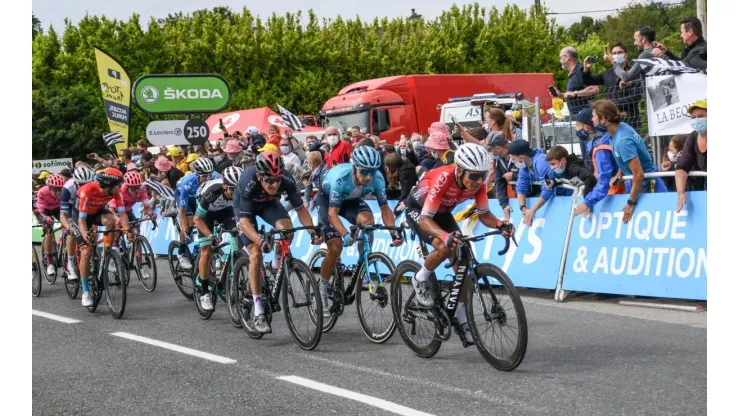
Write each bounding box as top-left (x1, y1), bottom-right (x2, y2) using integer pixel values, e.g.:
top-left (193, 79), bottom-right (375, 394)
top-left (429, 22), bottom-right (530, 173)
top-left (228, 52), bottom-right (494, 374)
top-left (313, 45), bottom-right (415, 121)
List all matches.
top-left (36, 186), bottom-right (60, 213)
top-left (407, 164), bottom-right (489, 217)
top-left (174, 172), bottom-right (221, 211)
top-left (320, 163), bottom-right (387, 208)
top-left (110, 183), bottom-right (150, 213)
top-left (237, 166), bottom-right (303, 219)
top-left (77, 182), bottom-right (125, 219)
top-left (59, 179), bottom-right (78, 214)
top-left (196, 179), bottom-right (232, 215)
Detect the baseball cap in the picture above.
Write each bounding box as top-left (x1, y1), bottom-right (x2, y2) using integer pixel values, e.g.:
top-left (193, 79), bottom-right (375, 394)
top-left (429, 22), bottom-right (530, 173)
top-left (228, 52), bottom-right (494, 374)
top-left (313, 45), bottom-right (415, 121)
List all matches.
top-left (484, 131), bottom-right (507, 151)
top-left (258, 143), bottom-right (279, 153)
top-left (687, 99), bottom-right (707, 113)
top-left (166, 146), bottom-right (183, 157)
top-left (185, 153), bottom-right (199, 163)
top-left (247, 126), bottom-right (259, 135)
top-left (38, 171), bottom-right (50, 180)
top-left (572, 107), bottom-right (594, 128)
top-left (507, 139), bottom-right (532, 156)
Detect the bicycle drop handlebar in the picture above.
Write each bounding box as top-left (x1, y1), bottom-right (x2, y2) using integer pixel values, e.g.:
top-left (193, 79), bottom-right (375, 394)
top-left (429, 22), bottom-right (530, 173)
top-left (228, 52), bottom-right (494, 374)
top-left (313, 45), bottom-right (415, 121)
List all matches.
top-left (459, 228), bottom-right (518, 256)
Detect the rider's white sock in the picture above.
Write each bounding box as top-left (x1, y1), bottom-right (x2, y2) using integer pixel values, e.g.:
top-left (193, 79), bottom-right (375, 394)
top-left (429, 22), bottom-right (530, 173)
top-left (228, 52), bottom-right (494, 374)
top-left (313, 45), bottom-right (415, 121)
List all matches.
top-left (271, 255), bottom-right (280, 270)
top-left (318, 278), bottom-right (329, 297)
top-left (414, 266), bottom-right (432, 282)
top-left (68, 255), bottom-right (75, 269)
top-left (253, 294), bottom-right (264, 316)
top-left (455, 304), bottom-right (467, 325)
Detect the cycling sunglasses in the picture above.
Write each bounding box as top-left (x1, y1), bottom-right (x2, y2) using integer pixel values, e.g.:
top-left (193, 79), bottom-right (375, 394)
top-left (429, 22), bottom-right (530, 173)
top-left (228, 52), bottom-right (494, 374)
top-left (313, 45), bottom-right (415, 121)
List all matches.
top-left (260, 175), bottom-right (282, 185)
top-left (357, 168), bottom-right (377, 177)
top-left (465, 171), bottom-right (488, 182)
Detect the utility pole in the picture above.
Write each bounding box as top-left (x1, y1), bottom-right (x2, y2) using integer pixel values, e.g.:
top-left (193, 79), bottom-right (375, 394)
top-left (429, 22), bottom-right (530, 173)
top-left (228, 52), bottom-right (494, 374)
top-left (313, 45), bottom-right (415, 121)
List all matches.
top-left (697, 0), bottom-right (707, 41)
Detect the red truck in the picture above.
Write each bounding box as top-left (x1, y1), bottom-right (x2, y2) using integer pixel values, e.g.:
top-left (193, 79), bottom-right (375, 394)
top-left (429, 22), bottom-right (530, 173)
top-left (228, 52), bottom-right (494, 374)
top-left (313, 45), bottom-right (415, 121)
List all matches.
top-left (320, 73), bottom-right (555, 143)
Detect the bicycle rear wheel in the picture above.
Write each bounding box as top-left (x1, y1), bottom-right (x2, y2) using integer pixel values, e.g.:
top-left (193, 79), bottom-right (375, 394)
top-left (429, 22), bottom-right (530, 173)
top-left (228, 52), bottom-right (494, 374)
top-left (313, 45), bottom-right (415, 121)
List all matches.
top-left (355, 252), bottom-right (396, 344)
top-left (234, 256), bottom-right (266, 339)
top-left (225, 257), bottom-right (242, 328)
top-left (133, 236), bottom-right (157, 292)
top-left (390, 260), bottom-right (442, 358)
top-left (465, 264), bottom-right (528, 372)
top-left (283, 259), bottom-right (322, 351)
top-left (87, 250), bottom-right (102, 313)
top-left (103, 249), bottom-right (127, 319)
top-left (168, 241), bottom-right (194, 301)
top-left (308, 249), bottom-right (340, 333)
top-left (193, 251), bottom-right (216, 320)
top-left (32, 246), bottom-right (42, 297)
top-left (61, 250), bottom-right (79, 300)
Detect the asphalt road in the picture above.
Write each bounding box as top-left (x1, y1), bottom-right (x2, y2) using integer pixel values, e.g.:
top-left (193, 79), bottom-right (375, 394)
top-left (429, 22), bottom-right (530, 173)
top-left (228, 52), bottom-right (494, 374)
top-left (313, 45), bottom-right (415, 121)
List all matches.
top-left (32, 254), bottom-right (707, 416)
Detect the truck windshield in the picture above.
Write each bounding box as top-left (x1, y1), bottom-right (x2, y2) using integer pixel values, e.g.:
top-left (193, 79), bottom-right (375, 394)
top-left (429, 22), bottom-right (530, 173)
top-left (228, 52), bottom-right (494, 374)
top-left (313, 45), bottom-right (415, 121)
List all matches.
top-left (324, 111), bottom-right (370, 134)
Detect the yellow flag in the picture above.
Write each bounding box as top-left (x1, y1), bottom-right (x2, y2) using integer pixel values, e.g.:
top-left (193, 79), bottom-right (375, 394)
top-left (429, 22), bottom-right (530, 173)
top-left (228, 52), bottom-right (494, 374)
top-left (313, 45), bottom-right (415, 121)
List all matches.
top-left (93, 47), bottom-right (132, 155)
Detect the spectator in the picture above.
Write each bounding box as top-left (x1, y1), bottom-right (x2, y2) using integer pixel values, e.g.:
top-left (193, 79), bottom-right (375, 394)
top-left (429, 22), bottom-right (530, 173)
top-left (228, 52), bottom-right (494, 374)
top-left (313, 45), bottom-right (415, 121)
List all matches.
top-left (350, 126), bottom-right (363, 146)
top-left (246, 126), bottom-right (259, 143)
top-left (325, 126), bottom-right (352, 165)
top-left (582, 42), bottom-right (643, 132)
top-left (660, 134), bottom-right (688, 191)
top-left (210, 141), bottom-right (232, 173)
top-left (384, 152), bottom-right (419, 216)
top-left (154, 155), bottom-right (184, 189)
top-left (136, 140), bottom-right (152, 161)
top-left (370, 135), bottom-right (383, 151)
top-left (251, 133), bottom-right (267, 152)
top-left (167, 146), bottom-right (186, 172)
top-left (140, 152), bottom-right (155, 179)
top-left (410, 133), bottom-right (423, 158)
top-left (608, 26), bottom-right (658, 82)
top-left (267, 130), bottom-right (282, 148)
top-left (181, 153), bottom-right (198, 174)
top-left (418, 132), bottom-right (454, 172)
top-left (304, 134), bottom-right (332, 168)
top-left (488, 135), bottom-right (529, 222)
top-left (121, 149), bottom-right (135, 170)
top-left (571, 107), bottom-right (623, 217)
top-left (552, 46), bottom-right (599, 115)
top-left (592, 99), bottom-right (667, 223)
top-left (675, 99), bottom-right (707, 212)
top-left (303, 151), bottom-right (328, 211)
top-left (280, 137), bottom-right (303, 172)
top-left (508, 139), bottom-right (564, 226)
top-left (546, 145), bottom-right (598, 216)
top-left (653, 17), bottom-right (707, 72)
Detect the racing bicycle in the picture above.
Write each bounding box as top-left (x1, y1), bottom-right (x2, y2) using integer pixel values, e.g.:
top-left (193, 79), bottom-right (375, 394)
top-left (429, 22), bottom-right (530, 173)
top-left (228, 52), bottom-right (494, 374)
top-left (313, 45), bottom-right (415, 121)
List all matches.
top-left (32, 245), bottom-right (42, 297)
top-left (80, 227), bottom-right (128, 319)
top-left (166, 211), bottom-right (199, 300)
top-left (116, 214), bottom-right (158, 292)
top-left (390, 227), bottom-right (528, 371)
top-left (33, 224), bottom-right (80, 299)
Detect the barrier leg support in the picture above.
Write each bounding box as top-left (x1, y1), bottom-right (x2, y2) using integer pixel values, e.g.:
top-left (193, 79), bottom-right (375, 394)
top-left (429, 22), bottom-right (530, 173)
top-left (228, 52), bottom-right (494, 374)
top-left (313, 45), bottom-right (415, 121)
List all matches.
top-left (554, 186), bottom-right (581, 302)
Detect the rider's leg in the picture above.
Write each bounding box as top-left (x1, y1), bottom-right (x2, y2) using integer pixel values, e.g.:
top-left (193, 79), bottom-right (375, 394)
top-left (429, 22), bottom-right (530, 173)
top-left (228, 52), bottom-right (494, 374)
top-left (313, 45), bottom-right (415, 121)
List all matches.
top-left (198, 245), bottom-right (213, 287)
top-left (354, 210), bottom-right (375, 255)
top-left (43, 227), bottom-right (54, 266)
top-left (247, 242), bottom-right (264, 315)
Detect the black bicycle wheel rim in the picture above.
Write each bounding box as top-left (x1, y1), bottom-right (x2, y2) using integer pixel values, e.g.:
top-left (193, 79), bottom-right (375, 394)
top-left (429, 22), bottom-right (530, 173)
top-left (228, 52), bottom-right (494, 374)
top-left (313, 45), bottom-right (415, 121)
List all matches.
top-left (86, 250), bottom-right (101, 313)
top-left (390, 260), bottom-right (442, 358)
top-left (224, 258), bottom-right (242, 328)
top-left (234, 256), bottom-right (264, 339)
top-left (193, 251), bottom-right (215, 320)
top-left (308, 249), bottom-right (340, 333)
top-left (168, 241), bottom-right (194, 301)
top-left (103, 249), bottom-right (127, 319)
top-left (61, 250), bottom-right (80, 299)
top-left (134, 236), bottom-right (157, 292)
top-left (32, 246), bottom-right (42, 297)
top-left (465, 264), bottom-right (528, 372)
top-left (355, 252), bottom-right (397, 344)
top-left (282, 259), bottom-right (322, 351)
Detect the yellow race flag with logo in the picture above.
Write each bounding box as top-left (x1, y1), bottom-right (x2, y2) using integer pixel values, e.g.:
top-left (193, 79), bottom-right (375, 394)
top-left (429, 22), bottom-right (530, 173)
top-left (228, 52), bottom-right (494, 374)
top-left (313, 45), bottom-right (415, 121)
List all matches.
top-left (93, 47), bottom-right (132, 155)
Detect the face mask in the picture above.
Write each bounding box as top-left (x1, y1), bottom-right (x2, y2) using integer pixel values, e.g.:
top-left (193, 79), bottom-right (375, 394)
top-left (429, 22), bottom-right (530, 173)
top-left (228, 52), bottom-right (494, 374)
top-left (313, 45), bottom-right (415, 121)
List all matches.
top-left (613, 54), bottom-right (626, 65)
top-left (553, 163), bottom-right (565, 175)
top-left (483, 121), bottom-right (492, 133)
top-left (400, 148), bottom-right (407, 156)
top-left (596, 124), bottom-right (608, 133)
top-left (327, 135), bottom-right (339, 146)
top-left (667, 151), bottom-right (679, 163)
top-left (412, 141), bottom-right (421, 151)
top-left (280, 146), bottom-right (290, 155)
top-left (214, 155), bottom-right (223, 163)
top-left (432, 151), bottom-right (440, 159)
top-left (691, 118), bottom-right (707, 134)
top-left (576, 129), bottom-right (591, 141)
top-left (515, 161), bottom-right (527, 169)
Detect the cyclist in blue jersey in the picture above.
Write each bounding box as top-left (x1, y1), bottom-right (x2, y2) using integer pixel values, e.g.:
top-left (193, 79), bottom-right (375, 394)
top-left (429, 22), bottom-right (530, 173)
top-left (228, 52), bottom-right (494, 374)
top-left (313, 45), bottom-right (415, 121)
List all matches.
top-left (59, 166), bottom-right (95, 280)
top-left (316, 145), bottom-right (403, 319)
top-left (174, 158), bottom-right (221, 269)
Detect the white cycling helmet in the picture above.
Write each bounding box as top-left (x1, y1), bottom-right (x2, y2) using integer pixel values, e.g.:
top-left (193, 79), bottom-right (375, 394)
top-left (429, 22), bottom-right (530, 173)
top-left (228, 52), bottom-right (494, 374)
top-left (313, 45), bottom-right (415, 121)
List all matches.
top-left (222, 166), bottom-right (243, 188)
top-left (191, 158), bottom-right (215, 175)
top-left (454, 143), bottom-right (490, 172)
top-left (73, 166), bottom-right (95, 184)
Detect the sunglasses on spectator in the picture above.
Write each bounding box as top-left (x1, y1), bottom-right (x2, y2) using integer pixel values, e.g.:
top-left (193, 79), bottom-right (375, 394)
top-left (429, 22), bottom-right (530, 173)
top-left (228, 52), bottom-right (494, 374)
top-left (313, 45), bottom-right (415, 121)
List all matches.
top-left (260, 175), bottom-right (282, 185)
top-left (357, 168), bottom-right (377, 177)
top-left (465, 171), bottom-right (488, 181)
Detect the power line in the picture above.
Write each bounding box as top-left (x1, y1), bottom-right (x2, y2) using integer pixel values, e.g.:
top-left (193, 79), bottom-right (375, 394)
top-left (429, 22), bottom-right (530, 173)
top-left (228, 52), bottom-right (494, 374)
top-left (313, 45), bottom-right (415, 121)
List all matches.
top-left (546, 2), bottom-right (684, 16)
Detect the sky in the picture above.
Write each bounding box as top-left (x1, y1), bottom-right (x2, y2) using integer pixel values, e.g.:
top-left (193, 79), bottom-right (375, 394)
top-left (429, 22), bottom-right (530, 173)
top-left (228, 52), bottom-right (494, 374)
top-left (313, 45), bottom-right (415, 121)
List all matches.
top-left (33, 0), bottom-right (642, 33)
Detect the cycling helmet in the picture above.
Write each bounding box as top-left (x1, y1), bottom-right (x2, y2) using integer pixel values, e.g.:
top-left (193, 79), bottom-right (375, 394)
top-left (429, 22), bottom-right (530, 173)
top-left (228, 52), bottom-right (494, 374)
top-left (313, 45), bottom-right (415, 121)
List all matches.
top-left (191, 157), bottom-right (215, 175)
top-left (222, 166), bottom-right (243, 188)
top-left (454, 143), bottom-right (490, 172)
top-left (124, 171), bottom-right (143, 186)
top-left (255, 151), bottom-right (284, 177)
top-left (73, 166), bottom-right (95, 184)
top-left (351, 145), bottom-right (381, 169)
top-left (46, 173), bottom-right (65, 188)
top-left (96, 167), bottom-right (124, 188)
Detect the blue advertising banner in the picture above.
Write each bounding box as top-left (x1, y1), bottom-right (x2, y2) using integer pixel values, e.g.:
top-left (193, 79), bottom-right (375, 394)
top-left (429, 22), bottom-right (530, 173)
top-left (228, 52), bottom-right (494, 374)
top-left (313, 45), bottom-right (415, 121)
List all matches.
top-left (562, 191), bottom-right (707, 300)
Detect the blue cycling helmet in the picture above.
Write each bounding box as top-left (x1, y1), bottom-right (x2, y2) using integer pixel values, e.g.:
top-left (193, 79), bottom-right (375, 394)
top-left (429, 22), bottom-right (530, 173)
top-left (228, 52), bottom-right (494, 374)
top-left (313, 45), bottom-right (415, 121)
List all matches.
top-left (351, 145), bottom-right (381, 169)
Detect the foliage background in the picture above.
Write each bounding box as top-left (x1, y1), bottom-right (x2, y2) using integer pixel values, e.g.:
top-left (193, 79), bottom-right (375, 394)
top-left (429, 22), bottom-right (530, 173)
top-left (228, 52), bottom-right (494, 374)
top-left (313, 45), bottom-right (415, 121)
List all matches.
top-left (32, 1), bottom-right (698, 160)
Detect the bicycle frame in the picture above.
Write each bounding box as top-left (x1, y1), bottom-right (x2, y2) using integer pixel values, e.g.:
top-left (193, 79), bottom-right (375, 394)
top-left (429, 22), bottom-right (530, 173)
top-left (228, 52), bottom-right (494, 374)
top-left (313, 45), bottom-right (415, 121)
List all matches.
top-left (170, 212), bottom-right (200, 259)
top-left (350, 225), bottom-right (406, 295)
top-left (262, 225), bottom-right (319, 309)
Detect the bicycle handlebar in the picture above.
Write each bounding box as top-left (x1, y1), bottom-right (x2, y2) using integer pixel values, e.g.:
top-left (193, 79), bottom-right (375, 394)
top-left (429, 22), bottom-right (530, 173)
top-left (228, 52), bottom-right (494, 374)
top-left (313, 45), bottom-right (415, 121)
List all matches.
top-left (459, 229), bottom-right (518, 256)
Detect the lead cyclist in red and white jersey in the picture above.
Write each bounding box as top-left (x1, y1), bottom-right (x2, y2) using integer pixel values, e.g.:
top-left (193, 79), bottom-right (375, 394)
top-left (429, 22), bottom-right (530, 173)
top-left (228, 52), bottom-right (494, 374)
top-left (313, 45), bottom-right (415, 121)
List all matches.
top-left (403, 143), bottom-right (514, 342)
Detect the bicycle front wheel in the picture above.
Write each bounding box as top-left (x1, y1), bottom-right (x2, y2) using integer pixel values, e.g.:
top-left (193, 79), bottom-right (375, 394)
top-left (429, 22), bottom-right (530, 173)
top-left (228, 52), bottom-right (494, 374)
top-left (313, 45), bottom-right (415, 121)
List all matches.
top-left (103, 249), bottom-right (127, 319)
top-left (355, 252), bottom-right (397, 344)
top-left (225, 256), bottom-right (242, 328)
top-left (168, 241), bottom-right (194, 301)
top-left (134, 236), bottom-right (157, 292)
top-left (465, 264), bottom-right (528, 372)
top-left (32, 246), bottom-right (42, 297)
top-left (61, 250), bottom-right (79, 299)
top-left (308, 249), bottom-right (340, 333)
top-left (193, 251), bottom-right (216, 320)
top-left (283, 259), bottom-right (322, 351)
top-left (234, 256), bottom-right (265, 339)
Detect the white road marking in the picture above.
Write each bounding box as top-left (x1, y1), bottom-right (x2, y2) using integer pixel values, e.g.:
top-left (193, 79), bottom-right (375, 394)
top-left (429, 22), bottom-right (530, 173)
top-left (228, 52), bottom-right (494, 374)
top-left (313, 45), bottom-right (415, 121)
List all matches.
top-left (32, 310), bottom-right (81, 324)
top-left (277, 375), bottom-right (435, 416)
top-left (110, 332), bottom-right (236, 364)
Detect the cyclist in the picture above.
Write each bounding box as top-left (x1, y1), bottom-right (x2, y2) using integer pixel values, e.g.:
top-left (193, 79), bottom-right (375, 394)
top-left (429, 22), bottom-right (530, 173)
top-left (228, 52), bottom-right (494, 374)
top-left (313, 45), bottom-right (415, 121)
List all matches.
top-left (34, 173), bottom-right (66, 277)
top-left (59, 166), bottom-right (96, 280)
top-left (77, 168), bottom-right (130, 307)
top-left (192, 166), bottom-right (243, 311)
top-left (403, 143), bottom-right (513, 342)
top-left (174, 158), bottom-right (220, 270)
top-left (237, 152), bottom-right (321, 333)
top-left (316, 145), bottom-right (402, 319)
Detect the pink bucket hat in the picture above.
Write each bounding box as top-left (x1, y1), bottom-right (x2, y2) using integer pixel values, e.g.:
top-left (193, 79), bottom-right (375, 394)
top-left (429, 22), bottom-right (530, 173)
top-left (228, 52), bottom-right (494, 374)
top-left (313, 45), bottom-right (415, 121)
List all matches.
top-left (424, 132), bottom-right (450, 151)
top-left (224, 139), bottom-right (242, 153)
top-left (428, 122), bottom-right (451, 138)
top-left (154, 156), bottom-right (173, 172)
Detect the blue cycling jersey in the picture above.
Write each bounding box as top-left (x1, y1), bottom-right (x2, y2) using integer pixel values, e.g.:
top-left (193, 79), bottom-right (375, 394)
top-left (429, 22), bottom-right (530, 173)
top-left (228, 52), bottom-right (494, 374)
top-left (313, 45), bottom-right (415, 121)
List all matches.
top-left (175, 172), bottom-right (221, 209)
top-left (320, 163), bottom-right (387, 208)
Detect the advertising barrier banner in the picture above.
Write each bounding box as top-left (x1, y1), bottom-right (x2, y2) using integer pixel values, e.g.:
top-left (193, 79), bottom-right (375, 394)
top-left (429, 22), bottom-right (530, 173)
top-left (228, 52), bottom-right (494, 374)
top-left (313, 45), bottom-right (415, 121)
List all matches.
top-left (562, 192), bottom-right (707, 300)
top-left (32, 158), bottom-right (73, 174)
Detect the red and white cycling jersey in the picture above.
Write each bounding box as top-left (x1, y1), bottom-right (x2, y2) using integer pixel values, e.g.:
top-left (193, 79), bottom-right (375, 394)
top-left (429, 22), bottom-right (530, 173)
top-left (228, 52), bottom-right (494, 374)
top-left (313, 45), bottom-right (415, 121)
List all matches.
top-left (77, 182), bottom-right (124, 218)
top-left (409, 164), bottom-right (489, 217)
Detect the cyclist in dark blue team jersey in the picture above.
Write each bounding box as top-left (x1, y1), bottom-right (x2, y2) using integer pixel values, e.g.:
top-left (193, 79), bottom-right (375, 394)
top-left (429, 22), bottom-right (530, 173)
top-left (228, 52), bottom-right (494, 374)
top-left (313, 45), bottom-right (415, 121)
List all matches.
top-left (315, 145), bottom-right (402, 319)
top-left (174, 158), bottom-right (221, 270)
top-left (59, 166), bottom-right (95, 281)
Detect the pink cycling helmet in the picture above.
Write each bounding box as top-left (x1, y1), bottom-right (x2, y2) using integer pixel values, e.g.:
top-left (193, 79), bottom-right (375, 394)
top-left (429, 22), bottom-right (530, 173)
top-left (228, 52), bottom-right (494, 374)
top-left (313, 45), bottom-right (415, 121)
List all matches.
top-left (46, 173), bottom-right (65, 188)
top-left (123, 171), bottom-right (143, 186)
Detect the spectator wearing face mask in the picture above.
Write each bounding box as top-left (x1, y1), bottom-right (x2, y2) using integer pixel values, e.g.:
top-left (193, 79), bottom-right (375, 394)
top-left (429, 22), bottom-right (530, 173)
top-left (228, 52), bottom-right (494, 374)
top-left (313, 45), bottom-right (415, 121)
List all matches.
top-left (325, 126), bottom-right (352, 165)
top-left (458, 107), bottom-right (514, 148)
top-left (608, 26), bottom-right (659, 82)
top-left (675, 99), bottom-right (707, 212)
top-left (660, 135), bottom-right (687, 191)
top-left (303, 151), bottom-right (329, 211)
top-left (418, 132), bottom-right (454, 173)
top-left (508, 139), bottom-right (565, 226)
top-left (592, 99), bottom-right (667, 223)
top-left (545, 146), bottom-right (598, 221)
top-left (409, 133), bottom-right (423, 158)
top-left (280, 138), bottom-right (303, 171)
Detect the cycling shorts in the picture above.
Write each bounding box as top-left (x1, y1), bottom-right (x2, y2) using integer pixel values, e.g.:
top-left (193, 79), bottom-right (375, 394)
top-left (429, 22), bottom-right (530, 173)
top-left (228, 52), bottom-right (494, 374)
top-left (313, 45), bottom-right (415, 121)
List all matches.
top-left (84, 208), bottom-right (113, 228)
top-left (316, 191), bottom-right (371, 241)
top-left (239, 200), bottom-right (290, 246)
top-left (42, 208), bottom-right (60, 221)
top-left (405, 204), bottom-right (460, 246)
top-left (198, 208), bottom-right (237, 247)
